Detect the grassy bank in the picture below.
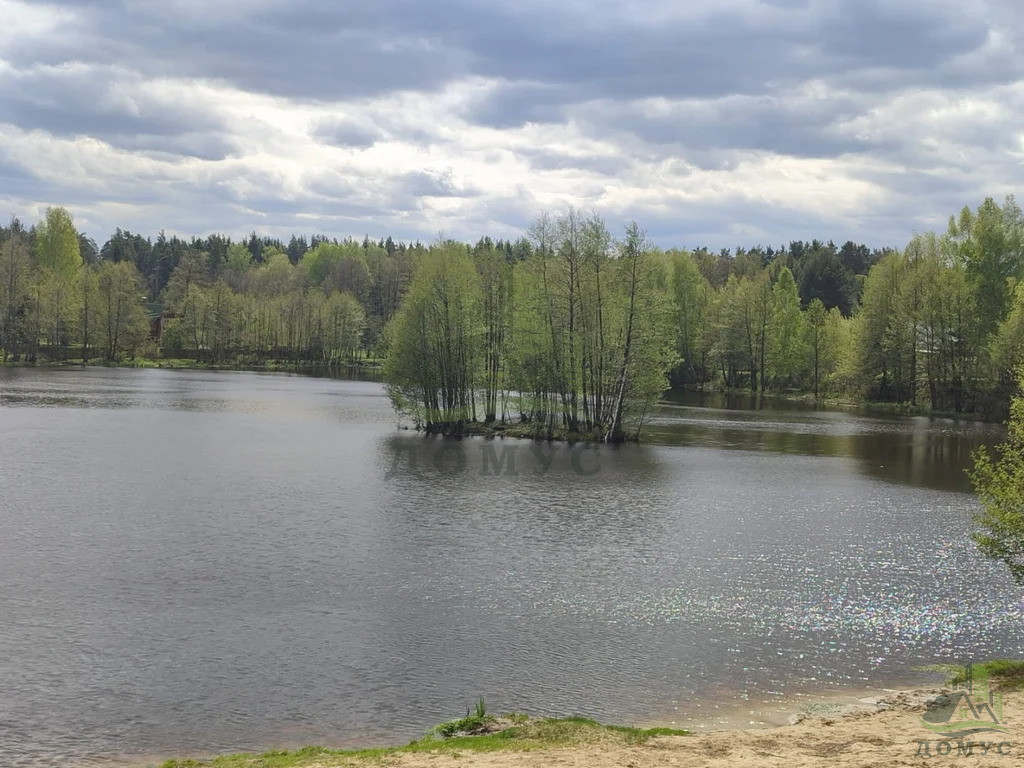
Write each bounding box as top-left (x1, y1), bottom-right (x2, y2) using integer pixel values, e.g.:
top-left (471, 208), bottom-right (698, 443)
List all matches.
top-left (946, 659), bottom-right (1024, 691)
top-left (4, 358), bottom-right (1006, 424)
top-left (157, 714), bottom-right (689, 768)
top-left (690, 386), bottom-right (1010, 424)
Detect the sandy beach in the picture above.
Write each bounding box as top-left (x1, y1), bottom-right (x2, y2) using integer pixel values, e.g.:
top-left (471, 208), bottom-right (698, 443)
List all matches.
top-left (370, 688), bottom-right (1021, 768)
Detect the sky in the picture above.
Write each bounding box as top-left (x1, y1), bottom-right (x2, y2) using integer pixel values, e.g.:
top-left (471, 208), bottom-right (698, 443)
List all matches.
top-left (0, 0), bottom-right (1022, 249)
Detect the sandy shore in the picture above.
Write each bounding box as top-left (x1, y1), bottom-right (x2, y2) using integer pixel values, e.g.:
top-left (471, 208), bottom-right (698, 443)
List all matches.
top-left (375, 688), bottom-right (1022, 768)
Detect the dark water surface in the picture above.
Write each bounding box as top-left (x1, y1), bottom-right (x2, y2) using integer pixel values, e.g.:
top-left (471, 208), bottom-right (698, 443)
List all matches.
top-left (0, 368), bottom-right (1020, 767)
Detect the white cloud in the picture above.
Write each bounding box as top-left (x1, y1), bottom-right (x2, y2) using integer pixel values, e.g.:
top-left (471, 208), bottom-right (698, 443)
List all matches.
top-left (0, 0), bottom-right (1021, 248)
top-left (0, 0), bottom-right (76, 52)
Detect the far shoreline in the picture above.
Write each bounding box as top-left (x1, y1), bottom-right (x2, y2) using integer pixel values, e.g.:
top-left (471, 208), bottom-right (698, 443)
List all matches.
top-left (1, 358), bottom-right (1009, 426)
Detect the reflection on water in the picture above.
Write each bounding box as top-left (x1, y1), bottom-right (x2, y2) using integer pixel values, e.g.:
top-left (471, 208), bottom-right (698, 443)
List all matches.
top-left (0, 369), bottom-right (1019, 767)
top-left (648, 392), bottom-right (1004, 492)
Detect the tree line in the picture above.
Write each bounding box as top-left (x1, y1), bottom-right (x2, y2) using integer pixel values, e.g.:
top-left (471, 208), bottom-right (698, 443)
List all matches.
top-left (668, 196), bottom-right (1024, 420)
top-left (1, 196), bottom-right (1023, 421)
top-left (384, 197), bottom-right (1024, 437)
top-left (0, 211), bottom-right (426, 366)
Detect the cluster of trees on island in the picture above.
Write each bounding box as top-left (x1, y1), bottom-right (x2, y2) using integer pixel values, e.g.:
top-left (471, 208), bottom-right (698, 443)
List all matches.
top-left (2, 195), bottom-right (1024, 430)
top-left (384, 216), bottom-right (676, 441)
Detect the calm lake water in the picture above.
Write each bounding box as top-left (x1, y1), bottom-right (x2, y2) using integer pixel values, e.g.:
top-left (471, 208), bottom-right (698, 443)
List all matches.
top-left (0, 368), bottom-right (1021, 767)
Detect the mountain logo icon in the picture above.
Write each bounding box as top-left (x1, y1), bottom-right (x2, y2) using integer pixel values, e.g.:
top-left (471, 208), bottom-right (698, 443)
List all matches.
top-left (921, 664), bottom-right (1010, 738)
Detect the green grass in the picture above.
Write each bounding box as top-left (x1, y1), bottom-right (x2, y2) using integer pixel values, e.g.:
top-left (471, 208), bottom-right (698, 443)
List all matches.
top-left (155, 715), bottom-right (690, 768)
top-left (947, 660), bottom-right (1024, 692)
top-left (432, 714), bottom-right (495, 738)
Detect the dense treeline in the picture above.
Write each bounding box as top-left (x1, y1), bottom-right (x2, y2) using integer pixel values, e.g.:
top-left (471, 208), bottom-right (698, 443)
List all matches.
top-left (675, 194), bottom-right (1024, 418)
top-left (0, 210), bottom-right (152, 364)
top-left (0, 213), bottom-right (427, 365)
top-left (850, 197), bottom-right (1024, 416)
top-left (1, 196), bottom-right (1023, 422)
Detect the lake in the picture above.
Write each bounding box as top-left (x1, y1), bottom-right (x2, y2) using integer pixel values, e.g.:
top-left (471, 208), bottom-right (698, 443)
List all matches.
top-left (0, 368), bottom-right (1021, 767)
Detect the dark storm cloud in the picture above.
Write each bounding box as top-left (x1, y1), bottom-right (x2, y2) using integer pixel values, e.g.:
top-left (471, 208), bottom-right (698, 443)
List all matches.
top-left (461, 83), bottom-right (571, 129)
top-left (0, 62), bottom-right (234, 159)
top-left (460, 1), bottom-right (985, 103)
top-left (304, 171), bottom-right (359, 201)
top-left (10, 0), bottom-right (1002, 105)
top-left (386, 170), bottom-right (485, 212)
top-left (5, 1), bottom-right (469, 100)
top-left (0, 157), bottom-right (42, 198)
top-left (0, 65), bottom-right (210, 135)
top-left (576, 92), bottom-right (873, 162)
top-left (398, 171), bottom-right (460, 198)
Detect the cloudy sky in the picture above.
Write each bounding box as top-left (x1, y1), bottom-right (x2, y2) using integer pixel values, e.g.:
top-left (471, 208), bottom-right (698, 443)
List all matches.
top-left (0, 0), bottom-right (1021, 249)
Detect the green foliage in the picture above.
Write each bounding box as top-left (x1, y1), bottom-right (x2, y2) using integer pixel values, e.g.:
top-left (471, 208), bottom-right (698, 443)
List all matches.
top-left (383, 245), bottom-right (483, 429)
top-left (854, 251), bottom-right (909, 400)
top-left (993, 281), bottom-right (1024, 373)
top-left (668, 248), bottom-right (712, 385)
top-left (475, 696), bottom-right (487, 718)
top-left (34, 206), bottom-right (81, 280)
top-left (0, 227), bottom-right (34, 361)
top-left (949, 196), bottom-right (1024, 335)
top-left (224, 243), bottom-right (252, 272)
top-left (768, 266), bottom-right (806, 386)
top-left (222, 243), bottom-right (253, 290)
top-left (804, 299), bottom-right (829, 396)
top-left (947, 660), bottom-right (1024, 692)
top-left (970, 368), bottom-right (1024, 581)
top-left (156, 246), bottom-right (366, 365)
top-left (383, 212), bottom-right (677, 440)
top-left (96, 261), bottom-right (150, 361)
top-left (434, 713), bottom-right (494, 738)
top-left (2, 196), bottom-right (1022, 421)
top-left (795, 240), bottom-right (861, 316)
top-left (302, 243), bottom-right (370, 299)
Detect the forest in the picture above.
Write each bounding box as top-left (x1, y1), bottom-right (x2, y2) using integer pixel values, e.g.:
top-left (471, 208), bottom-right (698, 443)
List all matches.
top-left (1, 196), bottom-right (1023, 434)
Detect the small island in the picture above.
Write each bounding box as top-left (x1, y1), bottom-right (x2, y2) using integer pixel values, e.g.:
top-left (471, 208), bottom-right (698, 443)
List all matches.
top-left (383, 217), bottom-right (674, 443)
